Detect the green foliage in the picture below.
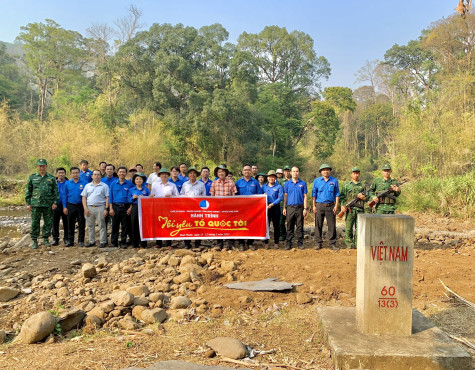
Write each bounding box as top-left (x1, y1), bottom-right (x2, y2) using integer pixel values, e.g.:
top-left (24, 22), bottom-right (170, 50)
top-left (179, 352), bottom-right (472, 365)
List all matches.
top-left (306, 101), bottom-right (339, 160)
top-left (398, 172), bottom-right (475, 218)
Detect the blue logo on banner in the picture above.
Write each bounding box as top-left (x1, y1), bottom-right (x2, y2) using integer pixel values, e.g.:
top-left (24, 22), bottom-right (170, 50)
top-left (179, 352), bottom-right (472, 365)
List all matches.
top-left (200, 200), bottom-right (210, 209)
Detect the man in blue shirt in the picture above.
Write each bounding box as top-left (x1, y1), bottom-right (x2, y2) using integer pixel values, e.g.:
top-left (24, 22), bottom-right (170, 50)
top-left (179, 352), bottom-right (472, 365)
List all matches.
top-left (178, 162), bottom-right (189, 181)
top-left (62, 167), bottom-right (87, 247)
top-left (109, 166), bottom-right (132, 248)
top-left (52, 167), bottom-right (68, 246)
top-left (199, 166), bottom-right (213, 196)
top-left (283, 166), bottom-right (308, 250)
top-left (235, 164), bottom-right (264, 251)
top-left (169, 166), bottom-right (185, 193)
top-left (262, 170), bottom-right (283, 249)
top-left (79, 160), bottom-right (93, 183)
top-left (312, 163), bottom-right (340, 250)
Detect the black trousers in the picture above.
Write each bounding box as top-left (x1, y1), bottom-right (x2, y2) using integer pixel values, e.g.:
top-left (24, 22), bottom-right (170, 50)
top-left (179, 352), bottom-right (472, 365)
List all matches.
top-left (52, 204), bottom-right (68, 241)
top-left (265, 204), bottom-right (281, 245)
top-left (286, 205), bottom-right (304, 246)
top-left (111, 204), bottom-right (129, 246)
top-left (130, 204), bottom-right (147, 248)
top-left (315, 202), bottom-right (337, 246)
top-left (66, 203), bottom-right (85, 243)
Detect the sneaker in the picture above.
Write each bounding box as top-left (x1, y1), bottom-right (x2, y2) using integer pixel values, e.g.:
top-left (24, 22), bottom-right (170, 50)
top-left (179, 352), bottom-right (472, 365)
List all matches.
top-left (99, 243), bottom-right (107, 248)
top-left (43, 239), bottom-right (51, 247)
top-left (78, 242), bottom-right (85, 247)
top-left (31, 240), bottom-right (38, 249)
top-left (52, 239), bottom-right (59, 246)
top-left (86, 242), bottom-right (96, 247)
top-left (66, 242), bottom-right (74, 247)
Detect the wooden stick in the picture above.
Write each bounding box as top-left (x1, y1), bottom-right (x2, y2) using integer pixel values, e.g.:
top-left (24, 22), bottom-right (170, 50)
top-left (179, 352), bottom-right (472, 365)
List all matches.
top-left (449, 335), bottom-right (475, 350)
top-left (439, 279), bottom-right (475, 310)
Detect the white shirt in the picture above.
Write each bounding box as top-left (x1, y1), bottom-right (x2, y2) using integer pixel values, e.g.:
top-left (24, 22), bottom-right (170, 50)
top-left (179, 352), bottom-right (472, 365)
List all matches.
top-left (147, 172), bottom-right (160, 187)
top-left (151, 181), bottom-right (178, 197)
top-left (180, 180), bottom-right (206, 196)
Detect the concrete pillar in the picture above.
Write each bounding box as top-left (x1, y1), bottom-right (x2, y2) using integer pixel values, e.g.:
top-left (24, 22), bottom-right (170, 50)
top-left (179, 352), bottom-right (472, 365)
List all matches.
top-left (356, 214), bottom-right (414, 336)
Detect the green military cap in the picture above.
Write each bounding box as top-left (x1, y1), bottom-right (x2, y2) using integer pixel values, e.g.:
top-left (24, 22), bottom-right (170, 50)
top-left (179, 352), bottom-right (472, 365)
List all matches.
top-left (382, 164), bottom-right (392, 170)
top-left (187, 166), bottom-right (199, 175)
top-left (319, 163), bottom-right (332, 172)
top-left (283, 166), bottom-right (291, 170)
top-left (214, 164), bottom-right (229, 177)
top-left (36, 159), bottom-right (48, 165)
top-left (266, 170), bottom-right (277, 177)
top-left (158, 168), bottom-right (171, 175)
top-left (132, 172), bottom-right (147, 184)
top-left (351, 166), bottom-right (361, 173)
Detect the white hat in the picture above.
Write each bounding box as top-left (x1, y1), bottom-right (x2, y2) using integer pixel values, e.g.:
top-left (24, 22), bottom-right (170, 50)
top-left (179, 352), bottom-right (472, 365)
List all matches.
top-left (276, 168), bottom-right (283, 174)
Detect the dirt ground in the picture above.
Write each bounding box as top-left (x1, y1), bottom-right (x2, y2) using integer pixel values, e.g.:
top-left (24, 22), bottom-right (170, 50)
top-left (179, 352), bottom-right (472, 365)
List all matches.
top-left (0, 212), bottom-right (474, 370)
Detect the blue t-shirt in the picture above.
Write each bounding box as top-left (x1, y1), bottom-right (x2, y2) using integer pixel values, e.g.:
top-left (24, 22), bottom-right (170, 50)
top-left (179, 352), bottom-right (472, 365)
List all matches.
top-left (168, 177), bottom-right (184, 193)
top-left (79, 169), bottom-right (93, 183)
top-left (109, 179), bottom-right (132, 204)
top-left (199, 178), bottom-right (213, 196)
top-left (178, 174), bottom-right (189, 182)
top-left (128, 186), bottom-right (150, 204)
top-left (235, 177), bottom-right (264, 195)
top-left (56, 179), bottom-right (67, 205)
top-left (101, 176), bottom-right (118, 187)
top-left (312, 176), bottom-right (340, 203)
top-left (284, 179), bottom-right (308, 206)
top-left (262, 183), bottom-right (283, 206)
top-left (63, 179), bottom-right (88, 205)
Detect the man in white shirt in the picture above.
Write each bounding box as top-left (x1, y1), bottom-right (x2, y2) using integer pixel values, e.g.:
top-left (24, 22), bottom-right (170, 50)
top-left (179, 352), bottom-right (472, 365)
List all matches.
top-left (180, 167), bottom-right (206, 196)
top-left (151, 168), bottom-right (178, 197)
top-left (147, 161), bottom-right (162, 191)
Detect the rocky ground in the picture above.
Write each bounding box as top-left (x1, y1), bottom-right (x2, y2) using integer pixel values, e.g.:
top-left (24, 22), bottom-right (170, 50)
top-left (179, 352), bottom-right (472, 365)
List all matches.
top-left (0, 207), bottom-right (474, 369)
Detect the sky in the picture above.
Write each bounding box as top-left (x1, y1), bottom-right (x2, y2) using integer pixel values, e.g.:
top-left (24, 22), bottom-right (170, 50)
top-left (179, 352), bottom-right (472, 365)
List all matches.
top-left (0, 0), bottom-right (458, 89)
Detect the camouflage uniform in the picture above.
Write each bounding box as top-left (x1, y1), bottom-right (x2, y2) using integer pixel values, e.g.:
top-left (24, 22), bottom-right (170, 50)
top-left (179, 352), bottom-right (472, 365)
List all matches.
top-left (340, 180), bottom-right (365, 249)
top-left (368, 178), bottom-right (401, 214)
top-left (25, 170), bottom-right (59, 242)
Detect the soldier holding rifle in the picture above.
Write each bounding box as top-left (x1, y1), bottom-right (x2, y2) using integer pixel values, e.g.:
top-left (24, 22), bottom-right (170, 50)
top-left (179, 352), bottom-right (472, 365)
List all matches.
top-left (339, 167), bottom-right (366, 249)
top-left (368, 164), bottom-right (401, 214)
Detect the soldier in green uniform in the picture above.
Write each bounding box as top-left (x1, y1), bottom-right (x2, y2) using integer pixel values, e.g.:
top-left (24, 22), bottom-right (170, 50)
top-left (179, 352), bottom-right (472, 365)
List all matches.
top-left (278, 165), bottom-right (291, 241)
top-left (25, 159), bottom-right (59, 249)
top-left (369, 164), bottom-right (401, 214)
top-left (339, 167), bottom-right (366, 249)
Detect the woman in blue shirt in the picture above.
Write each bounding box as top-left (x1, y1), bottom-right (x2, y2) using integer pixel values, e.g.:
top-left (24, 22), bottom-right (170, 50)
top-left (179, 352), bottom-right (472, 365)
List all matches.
top-left (128, 172), bottom-right (150, 248)
top-left (262, 170), bottom-right (283, 249)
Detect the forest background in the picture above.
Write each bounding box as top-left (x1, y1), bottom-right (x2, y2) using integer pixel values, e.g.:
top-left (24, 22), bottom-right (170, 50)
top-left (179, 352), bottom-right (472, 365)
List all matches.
top-left (0, 6), bottom-right (474, 218)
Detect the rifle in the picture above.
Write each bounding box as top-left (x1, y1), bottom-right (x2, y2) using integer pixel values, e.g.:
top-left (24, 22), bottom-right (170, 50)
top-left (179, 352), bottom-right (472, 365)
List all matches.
top-left (337, 188), bottom-right (367, 218)
top-left (368, 180), bottom-right (407, 209)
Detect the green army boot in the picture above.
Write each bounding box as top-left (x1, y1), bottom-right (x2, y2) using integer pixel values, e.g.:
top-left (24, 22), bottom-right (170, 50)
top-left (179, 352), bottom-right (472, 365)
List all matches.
top-left (31, 240), bottom-right (38, 249)
top-left (43, 239), bottom-right (51, 247)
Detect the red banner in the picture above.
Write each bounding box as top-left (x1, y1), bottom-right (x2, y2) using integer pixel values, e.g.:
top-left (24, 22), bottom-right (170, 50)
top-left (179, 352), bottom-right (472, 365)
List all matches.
top-left (139, 195), bottom-right (269, 240)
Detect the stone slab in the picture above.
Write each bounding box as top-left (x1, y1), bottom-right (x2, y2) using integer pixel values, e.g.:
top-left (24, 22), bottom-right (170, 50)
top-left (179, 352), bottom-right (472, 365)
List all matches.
top-left (225, 278), bottom-right (302, 291)
top-left (317, 307), bottom-right (472, 370)
top-left (123, 360), bottom-right (245, 369)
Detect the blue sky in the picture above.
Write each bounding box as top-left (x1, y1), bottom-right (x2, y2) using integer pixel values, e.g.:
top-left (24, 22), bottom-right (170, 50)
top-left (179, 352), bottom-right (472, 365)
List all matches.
top-left (0, 0), bottom-right (457, 89)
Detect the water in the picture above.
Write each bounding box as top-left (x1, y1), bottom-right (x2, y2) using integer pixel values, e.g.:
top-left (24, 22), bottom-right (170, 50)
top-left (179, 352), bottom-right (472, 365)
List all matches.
top-left (0, 208), bottom-right (30, 218)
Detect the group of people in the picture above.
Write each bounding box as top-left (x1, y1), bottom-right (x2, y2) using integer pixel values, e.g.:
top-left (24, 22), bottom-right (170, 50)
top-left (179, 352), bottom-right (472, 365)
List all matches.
top-left (25, 159), bottom-right (401, 251)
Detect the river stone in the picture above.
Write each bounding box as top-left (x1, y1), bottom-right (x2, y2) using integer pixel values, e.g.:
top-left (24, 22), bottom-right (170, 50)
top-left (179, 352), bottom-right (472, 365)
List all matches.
top-left (58, 309), bottom-right (86, 332)
top-left (20, 311), bottom-right (56, 344)
top-left (134, 296), bottom-right (150, 306)
top-left (111, 291), bottom-right (134, 306)
top-left (82, 263), bottom-right (97, 278)
top-left (0, 286), bottom-right (20, 302)
top-left (140, 308), bottom-right (167, 324)
top-left (170, 296), bottom-right (192, 309)
top-left (206, 337), bottom-right (247, 359)
top-left (149, 292), bottom-right (166, 303)
top-left (127, 285), bottom-right (150, 297)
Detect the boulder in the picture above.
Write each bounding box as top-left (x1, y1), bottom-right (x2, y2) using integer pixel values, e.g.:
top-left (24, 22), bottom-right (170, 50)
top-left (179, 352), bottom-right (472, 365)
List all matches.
top-left (206, 337), bottom-right (247, 359)
top-left (140, 308), bottom-right (167, 324)
top-left (20, 311), bottom-right (56, 344)
top-left (111, 291), bottom-right (134, 306)
top-left (0, 286), bottom-right (20, 302)
top-left (170, 296), bottom-right (192, 309)
top-left (88, 306), bottom-right (106, 320)
top-left (127, 285), bottom-right (150, 297)
top-left (81, 263), bottom-right (97, 278)
top-left (132, 306), bottom-right (147, 321)
top-left (134, 296), bottom-right (150, 306)
top-left (58, 309), bottom-right (86, 332)
top-left (85, 314), bottom-right (103, 328)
